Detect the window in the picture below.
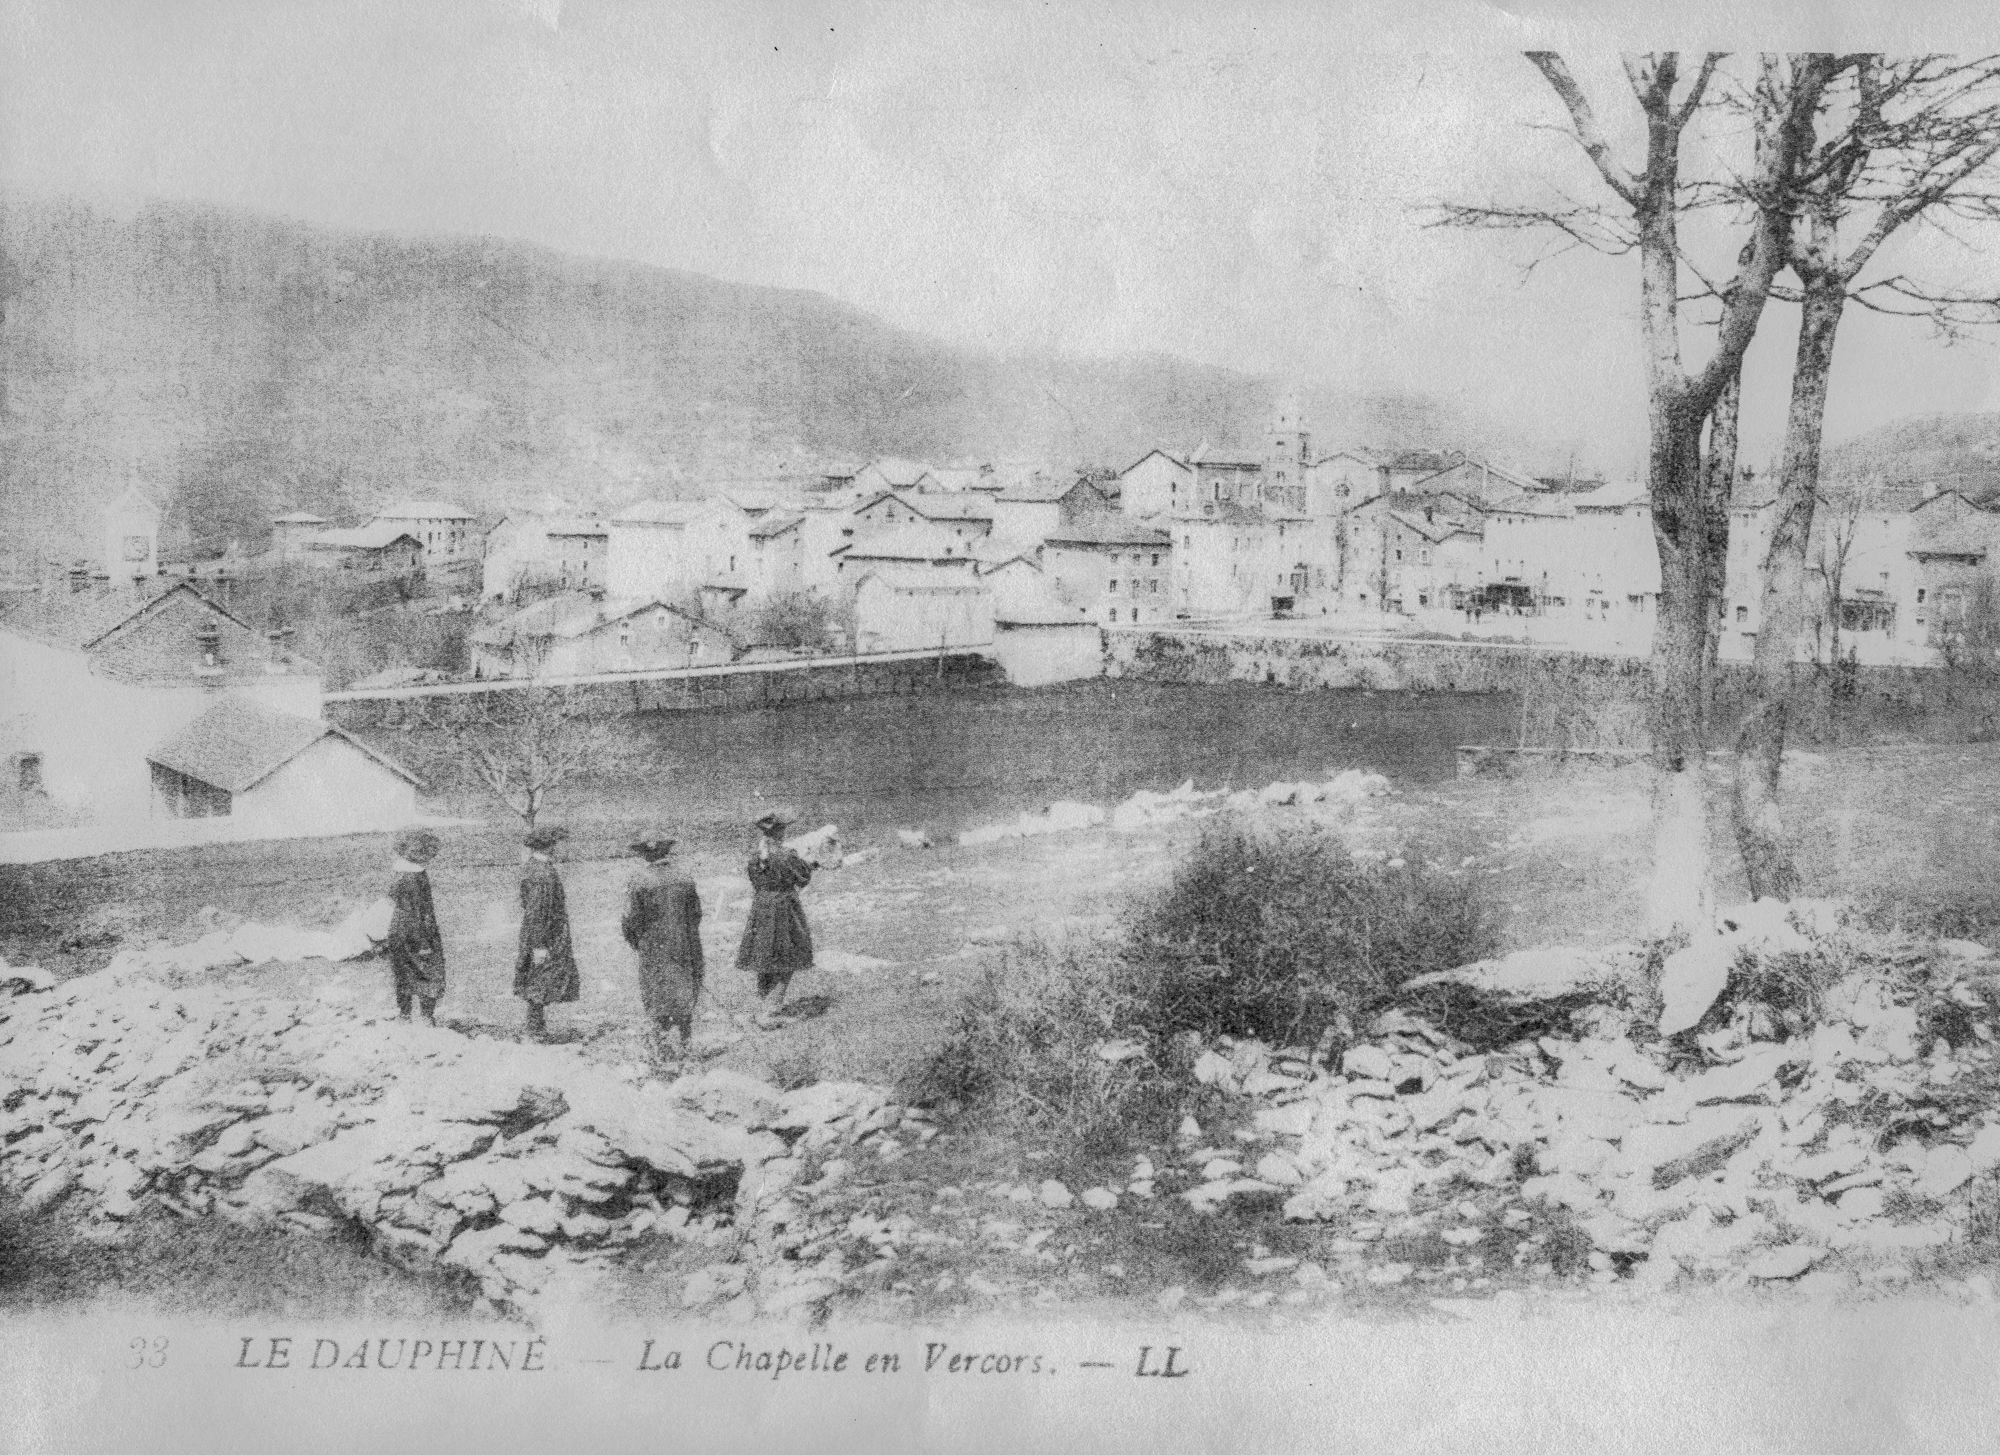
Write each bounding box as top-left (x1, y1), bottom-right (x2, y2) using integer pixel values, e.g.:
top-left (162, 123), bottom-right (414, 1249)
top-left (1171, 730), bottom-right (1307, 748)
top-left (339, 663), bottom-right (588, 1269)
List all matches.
top-left (1395, 549), bottom-right (1403, 561)
top-left (1918, 588), bottom-right (1928, 603)
top-left (1108, 608), bottom-right (1119, 623)
top-left (1149, 579), bottom-right (1159, 594)
top-left (1735, 606), bottom-right (1748, 624)
top-left (15, 752), bottom-right (41, 793)
top-left (1151, 554), bottom-right (1160, 567)
top-left (1108, 579), bottom-right (1119, 593)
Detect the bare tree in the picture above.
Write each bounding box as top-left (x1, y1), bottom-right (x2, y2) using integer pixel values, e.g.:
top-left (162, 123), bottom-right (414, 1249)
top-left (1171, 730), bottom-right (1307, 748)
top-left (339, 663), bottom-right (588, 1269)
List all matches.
top-left (1731, 56), bottom-right (2000, 898)
top-left (450, 681), bottom-right (614, 831)
top-left (1437, 52), bottom-right (1842, 933)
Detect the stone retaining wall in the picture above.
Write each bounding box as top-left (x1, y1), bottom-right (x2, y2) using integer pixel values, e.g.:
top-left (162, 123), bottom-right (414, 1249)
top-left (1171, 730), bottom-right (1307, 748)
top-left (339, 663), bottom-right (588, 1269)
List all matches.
top-left (325, 651), bottom-right (1005, 728)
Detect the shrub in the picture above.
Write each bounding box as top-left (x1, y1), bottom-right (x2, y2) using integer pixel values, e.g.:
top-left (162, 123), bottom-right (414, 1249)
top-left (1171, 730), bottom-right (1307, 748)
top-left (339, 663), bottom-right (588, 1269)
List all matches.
top-left (908, 937), bottom-right (1162, 1153)
top-left (1122, 821), bottom-right (1498, 1050)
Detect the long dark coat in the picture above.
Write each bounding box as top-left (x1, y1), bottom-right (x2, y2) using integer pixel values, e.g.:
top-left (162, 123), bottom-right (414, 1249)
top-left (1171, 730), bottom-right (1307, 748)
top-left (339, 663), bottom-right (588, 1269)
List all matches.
top-left (622, 863), bottom-right (704, 1034)
top-left (513, 857), bottom-right (580, 1005)
top-left (386, 868), bottom-right (446, 1001)
top-left (735, 845), bottom-right (814, 977)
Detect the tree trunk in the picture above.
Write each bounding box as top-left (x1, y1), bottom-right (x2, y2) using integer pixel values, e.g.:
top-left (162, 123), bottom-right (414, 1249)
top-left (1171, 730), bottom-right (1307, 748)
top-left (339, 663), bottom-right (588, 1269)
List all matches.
top-left (1732, 283), bottom-right (1845, 900)
top-left (1644, 401), bottom-right (1717, 936)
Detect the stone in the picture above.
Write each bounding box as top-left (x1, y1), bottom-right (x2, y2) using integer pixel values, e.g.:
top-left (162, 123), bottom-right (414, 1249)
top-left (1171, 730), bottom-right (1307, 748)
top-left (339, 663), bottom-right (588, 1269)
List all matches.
top-left (1192, 1051), bottom-right (1234, 1086)
top-left (1657, 937), bottom-right (1737, 1037)
top-left (1968, 1124), bottom-right (2000, 1172)
top-left (1747, 1245), bottom-right (1821, 1281)
top-left (499, 1195), bottom-right (564, 1236)
top-left (1837, 1187), bottom-right (1887, 1221)
top-left (1919, 1145), bottom-right (1975, 1200)
top-left (1342, 1045), bottom-right (1394, 1082)
top-left (1254, 1153), bottom-right (1304, 1187)
top-left (1038, 1179), bottom-right (1074, 1210)
top-left (1253, 1103), bottom-right (1316, 1138)
top-left (1080, 1187), bottom-right (1119, 1211)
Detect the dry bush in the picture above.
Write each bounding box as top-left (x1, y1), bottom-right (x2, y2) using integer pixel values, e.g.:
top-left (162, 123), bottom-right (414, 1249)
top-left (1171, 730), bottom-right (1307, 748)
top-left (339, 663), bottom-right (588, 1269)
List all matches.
top-left (908, 937), bottom-right (1162, 1152)
top-left (1123, 821), bottom-right (1499, 1050)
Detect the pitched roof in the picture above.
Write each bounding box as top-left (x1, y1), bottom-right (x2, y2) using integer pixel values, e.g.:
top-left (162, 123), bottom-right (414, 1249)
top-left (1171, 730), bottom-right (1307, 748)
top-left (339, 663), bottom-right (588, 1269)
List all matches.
top-left (861, 457), bottom-right (936, 489)
top-left (996, 476), bottom-right (1100, 504)
top-left (0, 581), bottom-right (255, 653)
top-left (372, 499), bottom-right (476, 521)
top-left (901, 493), bottom-right (995, 523)
top-left (834, 531), bottom-right (981, 564)
top-left (544, 517), bottom-right (609, 537)
top-left (1571, 480), bottom-right (1650, 512)
top-left (930, 467), bottom-right (991, 493)
top-left (1044, 521), bottom-right (1174, 548)
top-left (474, 592), bottom-right (729, 646)
top-left (108, 487), bottom-right (162, 519)
top-left (747, 513), bottom-right (804, 540)
top-left (307, 524), bottom-right (423, 550)
top-left (270, 511), bottom-right (331, 525)
top-left (147, 696), bottom-right (422, 794)
top-left (611, 499), bottom-right (705, 526)
top-left (1387, 510), bottom-right (1482, 544)
top-left (1120, 448), bottom-right (1190, 476)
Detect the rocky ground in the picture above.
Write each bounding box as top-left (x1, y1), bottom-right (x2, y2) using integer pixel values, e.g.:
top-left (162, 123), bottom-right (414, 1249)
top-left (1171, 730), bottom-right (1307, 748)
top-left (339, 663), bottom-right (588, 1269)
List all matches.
top-left (9, 749), bottom-right (2000, 1325)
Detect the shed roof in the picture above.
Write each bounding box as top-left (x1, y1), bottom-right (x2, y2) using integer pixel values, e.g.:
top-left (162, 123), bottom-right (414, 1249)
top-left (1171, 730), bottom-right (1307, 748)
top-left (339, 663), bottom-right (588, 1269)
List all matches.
top-left (307, 524), bottom-right (423, 550)
top-left (372, 499), bottom-right (476, 521)
top-left (1044, 521), bottom-right (1174, 548)
top-left (611, 499), bottom-right (704, 526)
top-left (271, 511), bottom-right (331, 525)
top-left (748, 513), bottom-right (805, 540)
top-left (147, 696), bottom-right (422, 794)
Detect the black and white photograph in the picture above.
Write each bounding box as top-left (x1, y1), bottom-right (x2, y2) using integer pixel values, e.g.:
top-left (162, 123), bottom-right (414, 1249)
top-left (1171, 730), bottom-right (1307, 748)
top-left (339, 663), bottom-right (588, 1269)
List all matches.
top-left (6, 3), bottom-right (2000, 1450)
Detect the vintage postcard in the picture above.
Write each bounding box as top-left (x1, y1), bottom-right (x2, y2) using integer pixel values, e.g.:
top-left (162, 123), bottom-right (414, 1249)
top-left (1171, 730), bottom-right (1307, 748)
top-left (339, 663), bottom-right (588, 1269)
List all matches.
top-left (6, 2), bottom-right (2000, 1450)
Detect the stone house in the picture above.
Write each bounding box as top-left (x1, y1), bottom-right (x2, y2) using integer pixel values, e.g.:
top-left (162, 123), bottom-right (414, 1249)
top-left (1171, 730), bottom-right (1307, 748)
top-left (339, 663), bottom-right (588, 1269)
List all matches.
top-left (1041, 520), bottom-right (1175, 627)
top-left (469, 591), bottom-right (740, 679)
top-left (369, 500), bottom-right (478, 568)
top-left (0, 581), bottom-right (321, 828)
top-left (851, 575), bottom-right (994, 653)
top-left (303, 524), bottom-right (425, 574)
top-left (147, 694), bottom-right (422, 833)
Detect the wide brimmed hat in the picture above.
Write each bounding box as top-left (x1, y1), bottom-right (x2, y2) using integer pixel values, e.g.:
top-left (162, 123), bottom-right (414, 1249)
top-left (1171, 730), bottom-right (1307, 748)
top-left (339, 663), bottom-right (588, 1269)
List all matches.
top-left (628, 831), bottom-right (677, 860)
top-left (394, 828), bottom-right (441, 863)
top-left (523, 825), bottom-right (569, 851)
top-left (752, 806), bottom-right (798, 832)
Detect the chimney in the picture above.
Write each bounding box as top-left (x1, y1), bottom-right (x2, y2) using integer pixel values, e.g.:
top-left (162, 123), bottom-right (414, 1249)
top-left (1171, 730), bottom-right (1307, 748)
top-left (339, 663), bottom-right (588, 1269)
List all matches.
top-left (90, 572), bottom-right (111, 598)
top-left (1922, 482), bottom-right (1941, 501)
top-left (67, 565), bottom-right (90, 594)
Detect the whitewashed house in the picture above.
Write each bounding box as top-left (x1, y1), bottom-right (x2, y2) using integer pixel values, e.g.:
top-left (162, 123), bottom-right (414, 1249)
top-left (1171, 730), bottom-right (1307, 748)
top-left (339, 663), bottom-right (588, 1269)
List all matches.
top-left (370, 500), bottom-right (478, 567)
top-left (147, 695), bottom-right (421, 834)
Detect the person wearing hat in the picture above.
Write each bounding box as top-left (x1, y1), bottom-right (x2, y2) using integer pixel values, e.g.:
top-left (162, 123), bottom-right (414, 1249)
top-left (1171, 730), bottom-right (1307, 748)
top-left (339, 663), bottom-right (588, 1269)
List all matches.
top-left (513, 824), bottom-right (579, 1040)
top-left (621, 831), bottom-right (704, 1066)
top-left (736, 807), bottom-right (814, 1028)
top-left (385, 829), bottom-right (446, 1025)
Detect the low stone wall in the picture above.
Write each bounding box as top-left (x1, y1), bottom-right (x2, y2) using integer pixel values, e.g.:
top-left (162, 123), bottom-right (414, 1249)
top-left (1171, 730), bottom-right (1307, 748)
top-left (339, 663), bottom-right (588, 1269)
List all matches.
top-left (1106, 629), bottom-right (1648, 696)
top-left (326, 650), bottom-right (1005, 729)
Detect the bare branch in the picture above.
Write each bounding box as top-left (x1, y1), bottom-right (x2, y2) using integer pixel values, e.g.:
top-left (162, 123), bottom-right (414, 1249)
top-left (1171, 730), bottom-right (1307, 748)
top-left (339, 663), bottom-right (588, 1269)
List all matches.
top-left (1528, 51), bottom-right (1643, 207)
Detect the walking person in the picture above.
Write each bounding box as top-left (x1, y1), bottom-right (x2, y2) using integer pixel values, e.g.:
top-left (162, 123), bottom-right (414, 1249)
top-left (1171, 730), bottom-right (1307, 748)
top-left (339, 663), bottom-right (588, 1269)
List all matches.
top-left (621, 830), bottom-right (704, 1068)
top-left (514, 825), bottom-right (579, 1041)
top-left (385, 829), bottom-right (446, 1026)
top-left (736, 808), bottom-right (814, 1029)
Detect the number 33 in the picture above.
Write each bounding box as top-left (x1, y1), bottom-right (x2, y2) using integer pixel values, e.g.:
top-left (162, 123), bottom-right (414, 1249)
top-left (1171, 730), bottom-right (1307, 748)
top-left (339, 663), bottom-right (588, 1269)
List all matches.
top-left (127, 1337), bottom-right (167, 1369)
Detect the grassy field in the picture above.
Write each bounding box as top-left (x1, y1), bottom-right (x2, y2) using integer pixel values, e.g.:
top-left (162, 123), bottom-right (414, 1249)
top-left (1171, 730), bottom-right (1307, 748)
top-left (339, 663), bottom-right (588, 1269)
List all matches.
top-left (8, 740), bottom-right (2000, 1318)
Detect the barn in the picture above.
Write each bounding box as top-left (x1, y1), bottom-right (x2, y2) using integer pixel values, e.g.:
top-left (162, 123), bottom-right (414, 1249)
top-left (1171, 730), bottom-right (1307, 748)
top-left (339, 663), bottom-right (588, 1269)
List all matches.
top-left (147, 696), bottom-right (423, 835)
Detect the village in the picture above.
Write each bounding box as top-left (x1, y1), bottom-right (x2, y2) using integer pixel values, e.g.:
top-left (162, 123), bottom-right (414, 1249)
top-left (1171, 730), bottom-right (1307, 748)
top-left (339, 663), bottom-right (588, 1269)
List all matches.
top-left (5, 399), bottom-right (1995, 848)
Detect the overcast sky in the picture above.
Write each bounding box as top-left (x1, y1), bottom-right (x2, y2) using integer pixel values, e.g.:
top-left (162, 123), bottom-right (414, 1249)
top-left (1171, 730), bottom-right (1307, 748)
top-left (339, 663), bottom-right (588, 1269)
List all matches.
top-left (5, 0), bottom-right (2000, 475)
